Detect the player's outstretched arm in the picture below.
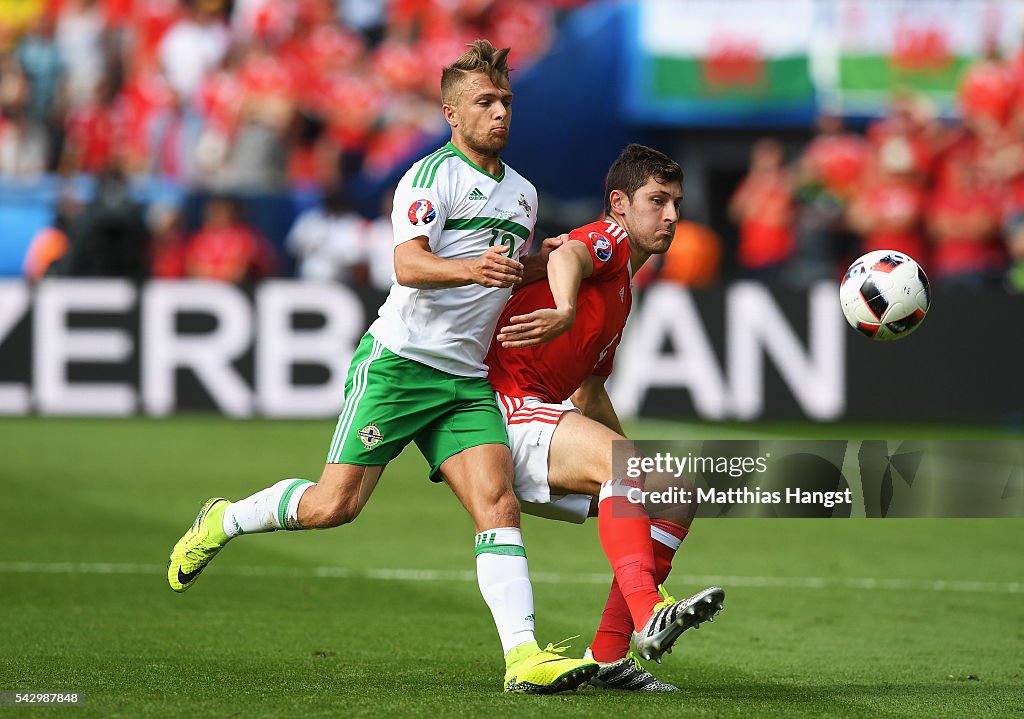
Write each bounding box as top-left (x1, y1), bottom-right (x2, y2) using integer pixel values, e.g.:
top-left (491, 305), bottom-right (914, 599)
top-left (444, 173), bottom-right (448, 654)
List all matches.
top-left (497, 240), bottom-right (593, 348)
top-left (394, 237), bottom-right (524, 289)
top-left (570, 374), bottom-right (625, 436)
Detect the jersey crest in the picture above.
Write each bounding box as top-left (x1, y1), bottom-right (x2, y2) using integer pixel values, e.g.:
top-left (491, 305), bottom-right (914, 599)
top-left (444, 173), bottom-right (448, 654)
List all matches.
top-left (518, 193), bottom-right (533, 217)
top-left (358, 423), bottom-right (384, 449)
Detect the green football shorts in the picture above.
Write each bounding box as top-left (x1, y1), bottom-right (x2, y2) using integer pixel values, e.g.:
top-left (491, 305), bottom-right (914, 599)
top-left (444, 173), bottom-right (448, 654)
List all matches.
top-left (326, 332), bottom-right (509, 480)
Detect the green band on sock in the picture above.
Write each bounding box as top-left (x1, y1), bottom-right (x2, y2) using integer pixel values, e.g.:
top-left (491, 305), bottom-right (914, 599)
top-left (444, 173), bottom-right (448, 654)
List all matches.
top-left (474, 543), bottom-right (527, 558)
top-left (278, 480), bottom-right (311, 530)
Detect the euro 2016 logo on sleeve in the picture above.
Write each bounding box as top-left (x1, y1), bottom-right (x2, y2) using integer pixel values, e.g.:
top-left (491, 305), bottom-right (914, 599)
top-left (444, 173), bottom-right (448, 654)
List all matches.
top-left (407, 199), bottom-right (436, 226)
top-left (591, 232), bottom-right (612, 262)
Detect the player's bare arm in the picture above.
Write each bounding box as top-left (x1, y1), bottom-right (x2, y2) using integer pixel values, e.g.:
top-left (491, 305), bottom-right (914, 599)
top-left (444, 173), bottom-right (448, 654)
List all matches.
top-left (497, 240), bottom-right (594, 348)
top-left (570, 374), bottom-right (626, 436)
top-left (394, 236), bottom-right (524, 289)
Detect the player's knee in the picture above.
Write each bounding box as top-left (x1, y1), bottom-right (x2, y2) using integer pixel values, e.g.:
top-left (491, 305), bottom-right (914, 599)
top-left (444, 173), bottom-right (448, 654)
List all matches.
top-left (477, 489), bottom-right (520, 528)
top-left (584, 455), bottom-right (615, 490)
top-left (495, 490), bottom-right (520, 523)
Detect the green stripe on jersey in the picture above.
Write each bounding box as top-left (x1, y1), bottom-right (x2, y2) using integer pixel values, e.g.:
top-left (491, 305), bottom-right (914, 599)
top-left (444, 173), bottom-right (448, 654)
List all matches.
top-left (412, 148), bottom-right (446, 187)
top-left (421, 151), bottom-right (454, 188)
top-left (446, 141), bottom-right (505, 182)
top-left (413, 150), bottom-right (455, 189)
top-left (444, 216), bottom-right (531, 240)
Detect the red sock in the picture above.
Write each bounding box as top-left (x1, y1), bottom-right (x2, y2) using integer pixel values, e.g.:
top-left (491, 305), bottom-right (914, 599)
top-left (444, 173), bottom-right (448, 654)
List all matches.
top-left (596, 482), bottom-right (661, 631)
top-left (590, 519), bottom-right (690, 663)
top-left (588, 579), bottom-right (633, 663)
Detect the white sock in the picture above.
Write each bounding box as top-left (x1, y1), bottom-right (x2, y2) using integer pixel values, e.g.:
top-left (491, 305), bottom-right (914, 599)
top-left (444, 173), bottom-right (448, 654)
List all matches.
top-left (222, 478), bottom-right (314, 537)
top-left (475, 527), bottom-right (537, 656)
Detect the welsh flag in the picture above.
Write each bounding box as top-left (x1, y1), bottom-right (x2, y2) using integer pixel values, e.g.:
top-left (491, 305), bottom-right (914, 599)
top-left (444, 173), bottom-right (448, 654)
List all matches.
top-left (626, 0), bottom-right (818, 125)
top-left (835, 0), bottom-right (1018, 114)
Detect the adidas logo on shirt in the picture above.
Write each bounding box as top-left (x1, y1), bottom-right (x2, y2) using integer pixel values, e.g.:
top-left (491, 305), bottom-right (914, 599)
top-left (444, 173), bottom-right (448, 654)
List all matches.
top-left (469, 188), bottom-right (487, 201)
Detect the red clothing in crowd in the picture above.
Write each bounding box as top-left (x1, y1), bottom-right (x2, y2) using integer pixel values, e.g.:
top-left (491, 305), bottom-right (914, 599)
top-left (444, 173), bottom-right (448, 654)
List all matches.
top-left (803, 133), bottom-right (869, 198)
top-left (371, 39), bottom-right (426, 93)
top-left (487, 2), bottom-right (552, 60)
top-left (866, 120), bottom-right (935, 177)
top-left (853, 179), bottom-right (928, 263)
top-left (959, 60), bottom-right (1017, 127)
top-left (927, 175), bottom-right (1004, 278)
top-left (185, 223), bottom-right (278, 283)
top-left (280, 23), bottom-right (364, 86)
top-left (65, 96), bottom-right (137, 172)
top-left (237, 50), bottom-right (295, 100)
top-left (128, 0), bottom-right (182, 64)
top-left (151, 237), bottom-right (188, 278)
top-left (196, 69), bottom-right (244, 134)
top-left (731, 174), bottom-right (794, 269)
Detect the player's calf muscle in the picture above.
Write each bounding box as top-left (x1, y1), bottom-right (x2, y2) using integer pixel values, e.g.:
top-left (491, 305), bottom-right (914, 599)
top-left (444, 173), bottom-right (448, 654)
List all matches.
top-left (298, 465), bottom-right (380, 528)
top-left (298, 490), bottom-right (359, 528)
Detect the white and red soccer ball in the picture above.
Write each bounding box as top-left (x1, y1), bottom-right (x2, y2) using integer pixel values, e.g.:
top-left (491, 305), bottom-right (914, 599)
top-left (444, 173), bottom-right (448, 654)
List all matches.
top-left (839, 250), bottom-right (931, 341)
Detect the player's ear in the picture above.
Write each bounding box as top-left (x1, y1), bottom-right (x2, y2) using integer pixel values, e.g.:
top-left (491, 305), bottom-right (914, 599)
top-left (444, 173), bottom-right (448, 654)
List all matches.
top-left (442, 103), bottom-right (458, 128)
top-left (609, 189), bottom-right (628, 215)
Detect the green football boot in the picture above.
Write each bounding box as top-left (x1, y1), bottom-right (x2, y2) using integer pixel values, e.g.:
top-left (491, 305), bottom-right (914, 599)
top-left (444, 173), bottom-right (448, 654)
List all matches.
top-left (503, 640), bottom-right (599, 694)
top-left (167, 497), bottom-right (230, 593)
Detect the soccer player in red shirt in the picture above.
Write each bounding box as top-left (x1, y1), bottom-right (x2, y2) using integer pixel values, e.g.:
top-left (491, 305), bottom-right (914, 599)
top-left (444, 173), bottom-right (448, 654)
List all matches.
top-left (486, 144), bottom-right (725, 691)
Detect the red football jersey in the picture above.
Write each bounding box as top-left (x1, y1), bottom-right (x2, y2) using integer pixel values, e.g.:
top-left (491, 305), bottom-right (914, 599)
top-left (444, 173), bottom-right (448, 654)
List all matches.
top-left (487, 219), bottom-right (633, 403)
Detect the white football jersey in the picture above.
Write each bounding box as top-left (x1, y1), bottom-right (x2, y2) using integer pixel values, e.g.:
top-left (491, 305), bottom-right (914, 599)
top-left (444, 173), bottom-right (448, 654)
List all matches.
top-left (368, 142), bottom-right (539, 378)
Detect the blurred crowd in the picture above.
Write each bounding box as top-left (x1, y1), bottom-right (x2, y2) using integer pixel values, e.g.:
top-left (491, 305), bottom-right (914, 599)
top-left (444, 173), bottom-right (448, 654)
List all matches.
top-left (0, 0), bottom-right (571, 186)
top-left (5, 1), bottom-right (1023, 292)
top-left (2, 0), bottom-right (580, 283)
top-left (729, 48), bottom-right (1024, 292)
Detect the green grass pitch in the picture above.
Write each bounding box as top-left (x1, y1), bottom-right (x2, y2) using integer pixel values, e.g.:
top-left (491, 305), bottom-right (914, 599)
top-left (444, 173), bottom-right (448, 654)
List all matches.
top-left (1, 417), bottom-right (1022, 717)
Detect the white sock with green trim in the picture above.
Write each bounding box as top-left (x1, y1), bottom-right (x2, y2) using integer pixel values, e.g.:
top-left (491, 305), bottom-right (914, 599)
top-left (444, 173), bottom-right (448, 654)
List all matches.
top-left (222, 478), bottom-right (314, 537)
top-left (475, 527), bottom-right (537, 657)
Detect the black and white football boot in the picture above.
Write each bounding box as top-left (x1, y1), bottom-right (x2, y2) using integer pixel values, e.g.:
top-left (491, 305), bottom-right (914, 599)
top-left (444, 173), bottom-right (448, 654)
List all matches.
top-left (586, 649), bottom-right (679, 692)
top-left (632, 585), bottom-right (726, 664)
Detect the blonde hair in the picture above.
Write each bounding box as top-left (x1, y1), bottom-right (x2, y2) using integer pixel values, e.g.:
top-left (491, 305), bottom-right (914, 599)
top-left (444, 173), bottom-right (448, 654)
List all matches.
top-left (440, 39), bottom-right (511, 106)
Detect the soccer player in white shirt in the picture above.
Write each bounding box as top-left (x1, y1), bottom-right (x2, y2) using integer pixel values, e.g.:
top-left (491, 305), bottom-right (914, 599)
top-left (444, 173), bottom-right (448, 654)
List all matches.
top-left (167, 40), bottom-right (598, 694)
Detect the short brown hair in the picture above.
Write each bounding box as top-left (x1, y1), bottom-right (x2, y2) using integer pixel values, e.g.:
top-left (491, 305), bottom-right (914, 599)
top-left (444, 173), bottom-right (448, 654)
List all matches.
top-left (604, 144), bottom-right (683, 214)
top-left (441, 39), bottom-right (511, 106)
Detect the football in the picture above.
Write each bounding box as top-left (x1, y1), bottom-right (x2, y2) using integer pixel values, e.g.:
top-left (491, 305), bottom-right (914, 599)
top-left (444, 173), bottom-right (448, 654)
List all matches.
top-left (839, 250), bottom-right (931, 340)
